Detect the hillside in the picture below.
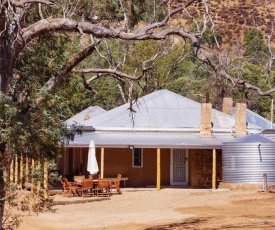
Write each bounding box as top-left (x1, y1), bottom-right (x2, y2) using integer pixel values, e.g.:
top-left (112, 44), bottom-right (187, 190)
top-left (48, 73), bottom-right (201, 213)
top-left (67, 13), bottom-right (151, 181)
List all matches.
top-left (173, 0), bottom-right (275, 47)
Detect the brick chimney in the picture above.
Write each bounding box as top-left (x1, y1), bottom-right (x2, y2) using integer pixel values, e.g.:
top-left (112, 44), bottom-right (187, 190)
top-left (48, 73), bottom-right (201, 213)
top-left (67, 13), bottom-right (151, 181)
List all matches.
top-left (222, 97), bottom-right (233, 116)
top-left (200, 103), bottom-right (212, 135)
top-left (235, 103), bottom-right (247, 135)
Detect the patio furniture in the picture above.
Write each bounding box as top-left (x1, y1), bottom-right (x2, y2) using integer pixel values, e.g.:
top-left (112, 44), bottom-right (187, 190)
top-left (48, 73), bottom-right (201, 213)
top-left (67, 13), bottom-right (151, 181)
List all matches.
top-left (78, 179), bottom-right (94, 197)
top-left (89, 174), bottom-right (94, 179)
top-left (74, 175), bottom-right (85, 185)
top-left (95, 178), bottom-right (111, 197)
top-left (108, 177), bottom-right (128, 187)
top-left (60, 178), bottom-right (69, 196)
top-left (62, 178), bottom-right (80, 197)
top-left (110, 174), bottom-right (122, 194)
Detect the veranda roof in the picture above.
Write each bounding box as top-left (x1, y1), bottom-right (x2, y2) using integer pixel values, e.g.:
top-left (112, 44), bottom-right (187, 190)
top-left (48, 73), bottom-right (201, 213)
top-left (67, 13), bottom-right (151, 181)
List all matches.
top-left (69, 131), bottom-right (238, 149)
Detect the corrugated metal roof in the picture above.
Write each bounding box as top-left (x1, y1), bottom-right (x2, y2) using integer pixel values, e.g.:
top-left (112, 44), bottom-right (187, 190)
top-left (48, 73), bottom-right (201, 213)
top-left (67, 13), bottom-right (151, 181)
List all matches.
top-left (223, 133), bottom-right (275, 143)
top-left (66, 106), bottom-right (106, 126)
top-left (65, 90), bottom-right (266, 149)
top-left (68, 131), bottom-right (238, 149)
top-left (232, 107), bottom-right (275, 130)
top-left (82, 90), bottom-right (202, 129)
top-left (80, 90), bottom-right (261, 132)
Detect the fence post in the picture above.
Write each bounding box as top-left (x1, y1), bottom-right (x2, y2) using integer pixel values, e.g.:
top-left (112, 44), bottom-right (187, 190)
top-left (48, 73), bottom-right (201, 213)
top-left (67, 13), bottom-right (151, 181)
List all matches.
top-left (263, 173), bottom-right (268, 192)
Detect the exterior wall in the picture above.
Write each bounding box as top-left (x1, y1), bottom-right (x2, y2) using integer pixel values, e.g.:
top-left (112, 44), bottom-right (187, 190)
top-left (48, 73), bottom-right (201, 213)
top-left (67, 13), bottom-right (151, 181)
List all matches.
top-left (58, 147), bottom-right (89, 181)
top-left (58, 147), bottom-right (221, 188)
top-left (189, 149), bottom-right (222, 188)
top-left (59, 147), bottom-right (170, 187)
top-left (103, 148), bottom-right (170, 187)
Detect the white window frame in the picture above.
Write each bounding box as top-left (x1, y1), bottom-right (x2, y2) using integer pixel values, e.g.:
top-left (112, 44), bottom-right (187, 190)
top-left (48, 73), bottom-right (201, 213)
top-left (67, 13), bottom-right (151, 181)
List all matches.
top-left (132, 148), bottom-right (143, 168)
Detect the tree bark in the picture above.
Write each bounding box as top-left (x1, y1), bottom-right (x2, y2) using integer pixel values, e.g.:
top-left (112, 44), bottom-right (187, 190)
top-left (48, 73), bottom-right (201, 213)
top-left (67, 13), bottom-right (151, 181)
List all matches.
top-left (0, 169), bottom-right (5, 230)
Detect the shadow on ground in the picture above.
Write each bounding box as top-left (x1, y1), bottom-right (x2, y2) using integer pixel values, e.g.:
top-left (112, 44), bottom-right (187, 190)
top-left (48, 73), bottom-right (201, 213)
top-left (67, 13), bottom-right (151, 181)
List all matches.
top-left (144, 217), bottom-right (275, 230)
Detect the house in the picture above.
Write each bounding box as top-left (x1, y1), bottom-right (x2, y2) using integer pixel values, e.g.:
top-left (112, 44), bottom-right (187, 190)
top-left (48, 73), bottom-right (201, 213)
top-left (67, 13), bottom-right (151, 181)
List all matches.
top-left (59, 90), bottom-right (264, 188)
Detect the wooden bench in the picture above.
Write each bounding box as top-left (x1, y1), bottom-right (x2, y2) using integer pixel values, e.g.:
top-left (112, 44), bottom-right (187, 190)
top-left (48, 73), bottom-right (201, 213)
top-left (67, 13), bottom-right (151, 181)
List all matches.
top-left (109, 177), bottom-right (128, 188)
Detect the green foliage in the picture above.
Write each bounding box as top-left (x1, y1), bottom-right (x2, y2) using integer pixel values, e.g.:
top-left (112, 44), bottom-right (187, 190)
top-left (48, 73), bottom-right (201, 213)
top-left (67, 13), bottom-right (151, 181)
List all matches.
top-left (7, 31), bottom-right (78, 159)
top-left (243, 28), bottom-right (269, 64)
top-left (225, 46), bottom-right (275, 117)
top-left (201, 28), bottom-right (223, 48)
top-left (59, 74), bottom-right (123, 112)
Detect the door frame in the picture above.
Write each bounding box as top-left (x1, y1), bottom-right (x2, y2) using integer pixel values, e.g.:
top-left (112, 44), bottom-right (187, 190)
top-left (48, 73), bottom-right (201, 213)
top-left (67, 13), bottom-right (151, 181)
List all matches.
top-left (170, 148), bottom-right (189, 186)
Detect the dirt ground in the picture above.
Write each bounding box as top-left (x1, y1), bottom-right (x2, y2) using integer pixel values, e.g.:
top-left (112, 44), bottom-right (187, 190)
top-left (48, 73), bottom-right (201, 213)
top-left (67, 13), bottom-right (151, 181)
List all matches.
top-left (18, 188), bottom-right (275, 230)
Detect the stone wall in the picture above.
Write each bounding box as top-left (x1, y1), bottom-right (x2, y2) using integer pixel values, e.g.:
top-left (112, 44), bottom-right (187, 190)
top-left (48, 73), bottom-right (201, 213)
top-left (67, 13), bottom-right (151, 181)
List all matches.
top-left (189, 149), bottom-right (222, 188)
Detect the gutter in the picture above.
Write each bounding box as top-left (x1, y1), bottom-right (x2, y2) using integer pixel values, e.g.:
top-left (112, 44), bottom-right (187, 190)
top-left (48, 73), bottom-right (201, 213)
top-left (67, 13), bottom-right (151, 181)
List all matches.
top-left (68, 126), bottom-right (262, 134)
top-left (66, 142), bottom-right (223, 149)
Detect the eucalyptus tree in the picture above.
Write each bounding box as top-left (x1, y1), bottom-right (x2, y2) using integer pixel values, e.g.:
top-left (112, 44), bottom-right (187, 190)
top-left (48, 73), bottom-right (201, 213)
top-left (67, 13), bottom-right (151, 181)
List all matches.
top-left (0, 1), bottom-right (209, 228)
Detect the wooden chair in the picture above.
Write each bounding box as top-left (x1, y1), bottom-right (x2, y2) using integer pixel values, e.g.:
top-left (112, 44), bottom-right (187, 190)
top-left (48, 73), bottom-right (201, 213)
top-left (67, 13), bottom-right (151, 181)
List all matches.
top-left (95, 178), bottom-right (111, 197)
top-left (74, 175), bottom-right (85, 185)
top-left (78, 179), bottom-right (94, 197)
top-left (62, 178), bottom-right (80, 197)
top-left (60, 178), bottom-right (69, 196)
top-left (89, 174), bottom-right (93, 179)
top-left (110, 174), bottom-right (122, 194)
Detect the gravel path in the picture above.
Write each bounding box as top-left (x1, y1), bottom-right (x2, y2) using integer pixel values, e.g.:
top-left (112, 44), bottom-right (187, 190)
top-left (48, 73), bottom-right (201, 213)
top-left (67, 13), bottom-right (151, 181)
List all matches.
top-left (18, 188), bottom-right (271, 230)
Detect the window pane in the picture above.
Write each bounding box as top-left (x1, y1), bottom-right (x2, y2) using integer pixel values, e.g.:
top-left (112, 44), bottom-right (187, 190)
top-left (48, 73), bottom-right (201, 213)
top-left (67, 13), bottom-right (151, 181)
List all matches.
top-left (134, 157), bottom-right (140, 166)
top-left (133, 148), bottom-right (142, 167)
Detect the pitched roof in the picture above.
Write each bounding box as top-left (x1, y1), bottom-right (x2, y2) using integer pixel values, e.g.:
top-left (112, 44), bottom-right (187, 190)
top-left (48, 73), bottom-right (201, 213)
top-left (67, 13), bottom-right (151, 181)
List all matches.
top-left (232, 107), bottom-right (275, 130)
top-left (66, 90), bottom-right (264, 148)
top-left (80, 89), bottom-right (260, 132)
top-left (66, 106), bottom-right (106, 126)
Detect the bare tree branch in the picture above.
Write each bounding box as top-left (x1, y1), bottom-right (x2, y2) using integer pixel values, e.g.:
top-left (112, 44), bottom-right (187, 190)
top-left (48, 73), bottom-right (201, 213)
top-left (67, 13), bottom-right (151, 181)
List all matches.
top-left (37, 40), bottom-right (101, 103)
top-left (140, 0), bottom-right (197, 33)
top-left (219, 69), bottom-right (275, 96)
top-left (7, 0), bottom-right (58, 8)
top-left (72, 53), bottom-right (159, 81)
top-left (266, 22), bottom-right (274, 80)
top-left (38, 3), bottom-right (44, 19)
top-left (118, 0), bottom-right (128, 29)
top-left (1, 0), bottom-right (275, 98)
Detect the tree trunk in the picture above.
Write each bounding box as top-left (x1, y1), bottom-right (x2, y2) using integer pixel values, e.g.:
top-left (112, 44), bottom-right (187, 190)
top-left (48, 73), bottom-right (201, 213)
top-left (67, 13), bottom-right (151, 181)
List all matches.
top-left (0, 168), bottom-right (5, 230)
top-left (126, 0), bottom-right (135, 29)
top-left (0, 39), bottom-right (15, 94)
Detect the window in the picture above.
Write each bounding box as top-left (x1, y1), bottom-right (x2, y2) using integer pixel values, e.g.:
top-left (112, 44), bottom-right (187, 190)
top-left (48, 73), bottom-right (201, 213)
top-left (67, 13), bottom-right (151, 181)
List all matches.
top-left (132, 148), bottom-right (143, 167)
